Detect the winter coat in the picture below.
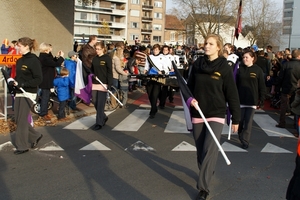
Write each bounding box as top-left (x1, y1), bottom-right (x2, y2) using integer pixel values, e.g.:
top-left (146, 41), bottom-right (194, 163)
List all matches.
top-left (53, 77), bottom-right (70, 101)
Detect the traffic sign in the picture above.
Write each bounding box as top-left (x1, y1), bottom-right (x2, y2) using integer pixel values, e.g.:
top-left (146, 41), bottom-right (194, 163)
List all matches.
top-left (0, 55), bottom-right (22, 65)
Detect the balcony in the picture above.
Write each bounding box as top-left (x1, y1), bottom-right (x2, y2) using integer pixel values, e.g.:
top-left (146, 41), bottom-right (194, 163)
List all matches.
top-left (141, 29), bottom-right (152, 33)
top-left (75, 20), bottom-right (112, 26)
top-left (141, 40), bottom-right (151, 44)
top-left (142, 5), bottom-right (153, 10)
top-left (142, 16), bottom-right (153, 22)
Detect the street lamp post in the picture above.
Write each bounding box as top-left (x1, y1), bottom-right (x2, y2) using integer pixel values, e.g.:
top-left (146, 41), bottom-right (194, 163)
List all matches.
top-left (288, 6), bottom-right (295, 49)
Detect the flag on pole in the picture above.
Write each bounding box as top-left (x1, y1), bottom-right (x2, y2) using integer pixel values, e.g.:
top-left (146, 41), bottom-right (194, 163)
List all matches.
top-left (74, 58), bottom-right (93, 104)
top-left (234, 0), bottom-right (242, 40)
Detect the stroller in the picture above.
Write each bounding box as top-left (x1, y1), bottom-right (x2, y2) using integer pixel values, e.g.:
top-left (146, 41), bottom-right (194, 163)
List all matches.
top-left (270, 92), bottom-right (281, 109)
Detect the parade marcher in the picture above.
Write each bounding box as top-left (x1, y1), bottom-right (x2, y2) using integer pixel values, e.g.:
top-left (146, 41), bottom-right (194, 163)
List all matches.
top-left (10, 37), bottom-right (43, 155)
top-left (53, 67), bottom-right (70, 121)
top-left (38, 42), bottom-right (64, 121)
top-left (158, 45), bottom-right (173, 108)
top-left (187, 34), bottom-right (240, 200)
top-left (144, 44), bottom-right (168, 118)
top-left (91, 42), bottom-right (112, 130)
top-left (224, 43), bottom-right (239, 69)
top-left (236, 50), bottom-right (266, 149)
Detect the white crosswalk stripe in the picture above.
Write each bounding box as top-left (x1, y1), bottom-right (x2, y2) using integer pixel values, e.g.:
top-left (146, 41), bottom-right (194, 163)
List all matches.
top-left (0, 108), bottom-right (295, 153)
top-left (112, 109), bottom-right (149, 131)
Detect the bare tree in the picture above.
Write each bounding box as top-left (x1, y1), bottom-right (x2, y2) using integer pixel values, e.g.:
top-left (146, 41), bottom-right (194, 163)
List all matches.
top-left (241, 0), bottom-right (282, 48)
top-left (169, 0), bottom-right (237, 43)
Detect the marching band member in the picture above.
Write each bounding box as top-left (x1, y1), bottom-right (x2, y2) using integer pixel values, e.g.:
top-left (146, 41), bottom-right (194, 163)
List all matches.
top-left (159, 45), bottom-right (173, 108)
top-left (144, 44), bottom-right (166, 118)
top-left (224, 43), bottom-right (239, 69)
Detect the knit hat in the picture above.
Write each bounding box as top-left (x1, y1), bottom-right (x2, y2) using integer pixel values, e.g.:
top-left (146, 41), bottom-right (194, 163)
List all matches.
top-left (68, 51), bottom-right (78, 58)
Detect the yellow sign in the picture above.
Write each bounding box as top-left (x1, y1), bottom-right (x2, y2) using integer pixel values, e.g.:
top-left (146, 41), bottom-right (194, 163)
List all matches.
top-left (0, 55), bottom-right (22, 65)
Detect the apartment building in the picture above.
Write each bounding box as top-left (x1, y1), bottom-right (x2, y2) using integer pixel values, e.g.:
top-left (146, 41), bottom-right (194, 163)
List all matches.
top-left (74, 0), bottom-right (127, 44)
top-left (127, 0), bottom-right (166, 45)
top-left (74, 0), bottom-right (166, 46)
top-left (280, 0), bottom-right (300, 50)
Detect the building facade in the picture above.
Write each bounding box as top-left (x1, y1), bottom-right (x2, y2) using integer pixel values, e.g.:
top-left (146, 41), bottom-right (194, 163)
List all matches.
top-left (126, 0), bottom-right (166, 45)
top-left (280, 0), bottom-right (300, 50)
top-left (74, 0), bottom-right (166, 46)
top-left (74, 0), bottom-right (127, 44)
top-left (0, 0), bottom-right (74, 55)
top-left (164, 15), bottom-right (186, 46)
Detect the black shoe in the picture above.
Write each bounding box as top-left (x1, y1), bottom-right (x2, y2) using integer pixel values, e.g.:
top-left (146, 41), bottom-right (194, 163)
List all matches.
top-left (276, 124), bottom-right (285, 128)
top-left (149, 114), bottom-right (155, 119)
top-left (169, 100), bottom-right (174, 103)
top-left (159, 105), bottom-right (165, 109)
top-left (31, 134), bottom-right (43, 148)
top-left (104, 117), bottom-right (108, 126)
top-left (14, 149), bottom-right (29, 155)
top-left (92, 124), bottom-right (102, 130)
top-left (196, 190), bottom-right (209, 200)
top-left (241, 143), bottom-right (249, 149)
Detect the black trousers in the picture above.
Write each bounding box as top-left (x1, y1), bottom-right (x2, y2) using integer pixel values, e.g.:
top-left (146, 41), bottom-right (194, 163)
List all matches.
top-left (159, 85), bottom-right (169, 107)
top-left (39, 89), bottom-right (50, 117)
top-left (193, 122), bottom-right (223, 193)
top-left (11, 97), bottom-right (41, 151)
top-left (238, 107), bottom-right (255, 146)
top-left (58, 100), bottom-right (67, 119)
top-left (92, 90), bottom-right (107, 126)
top-left (146, 81), bottom-right (161, 115)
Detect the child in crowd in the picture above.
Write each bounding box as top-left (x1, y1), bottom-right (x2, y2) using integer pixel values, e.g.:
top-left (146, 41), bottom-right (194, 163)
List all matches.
top-left (53, 67), bottom-right (70, 121)
top-left (291, 80), bottom-right (300, 137)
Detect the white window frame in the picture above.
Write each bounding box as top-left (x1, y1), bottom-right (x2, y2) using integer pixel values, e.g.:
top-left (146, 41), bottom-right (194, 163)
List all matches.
top-left (131, 0), bottom-right (140, 4)
top-left (154, 12), bottom-right (162, 19)
top-left (130, 10), bottom-right (140, 17)
top-left (130, 34), bottom-right (139, 41)
top-left (154, 1), bottom-right (163, 8)
top-left (131, 22), bottom-right (139, 28)
top-left (153, 24), bottom-right (162, 31)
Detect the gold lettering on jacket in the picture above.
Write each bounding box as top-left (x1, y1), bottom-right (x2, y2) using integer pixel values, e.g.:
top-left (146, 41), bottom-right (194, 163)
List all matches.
top-left (211, 71), bottom-right (221, 80)
top-left (250, 73), bottom-right (256, 78)
top-left (21, 65), bottom-right (28, 71)
top-left (100, 61), bottom-right (106, 66)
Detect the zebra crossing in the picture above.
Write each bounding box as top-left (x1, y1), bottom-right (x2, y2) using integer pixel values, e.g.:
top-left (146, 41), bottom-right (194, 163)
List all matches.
top-left (0, 106), bottom-right (297, 154)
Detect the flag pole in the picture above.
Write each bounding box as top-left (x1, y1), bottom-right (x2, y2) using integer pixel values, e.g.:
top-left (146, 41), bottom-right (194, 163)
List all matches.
top-left (94, 76), bottom-right (123, 106)
top-left (194, 104), bottom-right (231, 165)
top-left (228, 120), bottom-right (232, 140)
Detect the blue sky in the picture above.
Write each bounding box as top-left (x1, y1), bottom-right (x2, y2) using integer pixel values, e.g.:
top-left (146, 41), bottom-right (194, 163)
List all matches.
top-left (166, 0), bottom-right (284, 11)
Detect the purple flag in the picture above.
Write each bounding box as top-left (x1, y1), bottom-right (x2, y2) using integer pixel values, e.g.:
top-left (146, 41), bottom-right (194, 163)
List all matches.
top-left (171, 61), bottom-right (194, 131)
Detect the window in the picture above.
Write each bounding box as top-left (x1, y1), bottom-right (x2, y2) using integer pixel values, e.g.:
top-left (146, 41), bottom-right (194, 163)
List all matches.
top-left (284, 2), bottom-right (293, 9)
top-left (153, 36), bottom-right (161, 42)
top-left (154, 12), bottom-right (162, 19)
top-left (130, 10), bottom-right (140, 17)
top-left (131, 22), bottom-right (139, 28)
top-left (154, 1), bottom-right (162, 7)
top-left (283, 11), bottom-right (293, 18)
top-left (170, 32), bottom-right (175, 41)
top-left (81, 13), bottom-right (87, 20)
top-left (111, 3), bottom-right (116, 9)
top-left (153, 24), bottom-right (162, 30)
top-left (131, 0), bottom-right (140, 4)
top-left (111, 15), bottom-right (115, 22)
top-left (130, 34), bottom-right (139, 40)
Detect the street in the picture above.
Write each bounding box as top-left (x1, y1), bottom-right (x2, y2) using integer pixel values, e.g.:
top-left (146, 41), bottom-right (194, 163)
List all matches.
top-left (0, 94), bottom-right (297, 200)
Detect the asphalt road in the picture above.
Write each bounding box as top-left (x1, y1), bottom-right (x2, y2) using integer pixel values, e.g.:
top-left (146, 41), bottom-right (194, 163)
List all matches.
top-left (0, 102), bottom-right (297, 200)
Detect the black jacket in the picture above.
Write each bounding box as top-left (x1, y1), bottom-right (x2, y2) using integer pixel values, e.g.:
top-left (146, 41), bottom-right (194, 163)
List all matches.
top-left (236, 64), bottom-right (266, 106)
top-left (277, 59), bottom-right (300, 95)
top-left (15, 52), bottom-right (43, 93)
top-left (187, 56), bottom-right (240, 124)
top-left (39, 52), bottom-right (64, 89)
top-left (91, 54), bottom-right (113, 88)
